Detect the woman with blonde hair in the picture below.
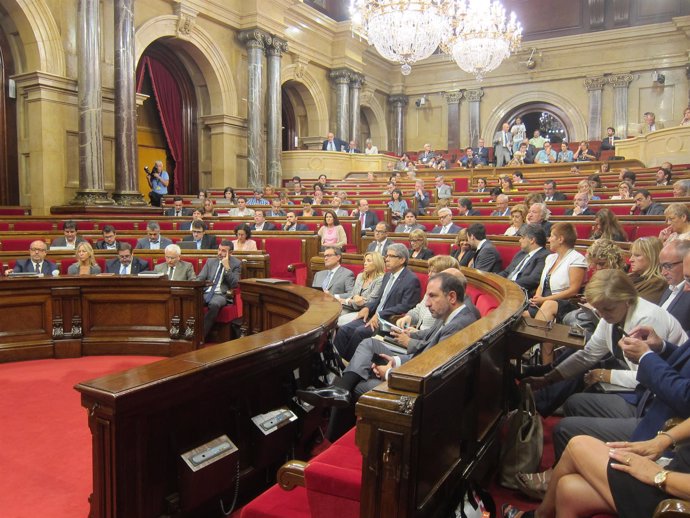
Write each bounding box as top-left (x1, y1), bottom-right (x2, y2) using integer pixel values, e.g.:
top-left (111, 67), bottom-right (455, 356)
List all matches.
top-left (611, 181), bottom-right (633, 200)
top-left (590, 208), bottom-right (628, 242)
top-left (659, 203), bottom-right (690, 243)
top-left (628, 237), bottom-right (667, 303)
top-left (67, 242), bottom-right (101, 275)
top-left (577, 179), bottom-right (600, 201)
top-left (524, 192), bottom-right (544, 208)
top-left (451, 228), bottom-right (474, 267)
top-left (505, 204), bottom-right (527, 236)
top-left (408, 229), bottom-right (434, 260)
top-left (337, 252), bottom-right (385, 326)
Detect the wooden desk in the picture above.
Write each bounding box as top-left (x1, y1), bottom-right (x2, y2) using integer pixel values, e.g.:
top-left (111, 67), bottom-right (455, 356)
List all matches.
top-left (512, 316), bottom-right (586, 357)
top-left (0, 276), bottom-right (205, 362)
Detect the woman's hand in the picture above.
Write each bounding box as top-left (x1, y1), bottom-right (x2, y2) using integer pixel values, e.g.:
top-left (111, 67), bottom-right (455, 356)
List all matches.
top-left (584, 369), bottom-right (609, 386)
top-left (530, 295), bottom-right (547, 306)
top-left (608, 449), bottom-right (664, 486)
top-left (608, 435), bottom-right (668, 461)
top-left (659, 226), bottom-right (673, 241)
top-left (351, 295), bottom-right (365, 305)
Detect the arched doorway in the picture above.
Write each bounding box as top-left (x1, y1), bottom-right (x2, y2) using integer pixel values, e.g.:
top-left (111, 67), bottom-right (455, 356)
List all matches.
top-left (136, 41), bottom-right (199, 195)
top-left (505, 103), bottom-right (573, 144)
top-left (0, 22), bottom-right (18, 205)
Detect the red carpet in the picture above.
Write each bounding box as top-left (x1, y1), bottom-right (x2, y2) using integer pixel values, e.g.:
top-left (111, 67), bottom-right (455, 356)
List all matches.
top-left (0, 356), bottom-right (162, 518)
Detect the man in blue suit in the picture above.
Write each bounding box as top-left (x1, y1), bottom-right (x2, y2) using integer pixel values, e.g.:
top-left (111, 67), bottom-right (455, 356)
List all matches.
top-left (322, 132), bottom-right (347, 152)
top-left (498, 224), bottom-right (549, 296)
top-left (333, 243), bottom-right (421, 361)
top-left (5, 240), bottom-right (57, 276)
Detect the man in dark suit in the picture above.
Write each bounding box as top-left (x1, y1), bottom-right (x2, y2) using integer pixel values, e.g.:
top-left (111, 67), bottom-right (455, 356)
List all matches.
top-left (104, 243), bottom-right (149, 274)
top-left (94, 225), bottom-right (122, 250)
top-left (473, 138), bottom-right (490, 166)
top-left (659, 240), bottom-right (690, 331)
top-left (517, 140), bottom-right (537, 164)
top-left (457, 197), bottom-right (481, 217)
top-left (351, 199), bottom-right (378, 235)
top-left (460, 147), bottom-right (480, 168)
top-left (196, 240), bottom-right (242, 339)
top-left (333, 244), bottom-right (421, 361)
top-left (565, 192), bottom-right (596, 216)
top-left (412, 179), bottom-right (431, 215)
top-left (346, 140), bottom-right (361, 154)
top-left (600, 127), bottom-right (620, 151)
top-left (267, 198), bottom-right (286, 217)
top-left (5, 240), bottom-right (57, 276)
top-left (430, 208), bottom-right (461, 234)
top-left (322, 132), bottom-right (347, 152)
top-left (297, 272), bottom-right (476, 441)
top-left (466, 223), bottom-right (502, 273)
top-left (180, 220), bottom-right (217, 250)
top-left (283, 211), bottom-right (309, 231)
top-left (250, 209), bottom-right (276, 232)
top-left (366, 222), bottom-right (391, 255)
top-left (135, 221), bottom-right (173, 250)
top-left (499, 224), bottom-right (549, 296)
top-left (311, 247), bottom-right (355, 298)
top-left (632, 189), bottom-right (665, 216)
top-left (50, 220), bottom-right (86, 249)
top-left (490, 194), bottom-right (511, 216)
top-left (164, 196), bottom-right (192, 217)
top-left (543, 180), bottom-right (567, 202)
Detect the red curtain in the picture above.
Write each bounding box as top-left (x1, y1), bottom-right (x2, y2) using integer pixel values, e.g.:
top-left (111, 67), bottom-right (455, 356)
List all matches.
top-left (136, 56), bottom-right (183, 194)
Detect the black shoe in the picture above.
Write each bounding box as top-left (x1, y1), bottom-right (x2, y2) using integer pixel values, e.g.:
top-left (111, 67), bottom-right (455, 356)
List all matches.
top-left (296, 386), bottom-right (351, 408)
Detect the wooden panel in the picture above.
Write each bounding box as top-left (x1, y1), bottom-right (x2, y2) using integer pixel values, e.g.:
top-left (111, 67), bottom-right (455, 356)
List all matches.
top-left (0, 293), bottom-right (52, 345)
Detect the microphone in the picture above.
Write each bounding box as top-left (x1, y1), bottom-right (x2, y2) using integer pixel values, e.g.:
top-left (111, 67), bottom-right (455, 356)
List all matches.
top-left (52, 270), bottom-right (60, 277)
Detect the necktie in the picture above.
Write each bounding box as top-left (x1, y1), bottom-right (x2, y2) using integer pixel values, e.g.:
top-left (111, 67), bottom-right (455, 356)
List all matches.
top-left (119, 264), bottom-right (126, 275)
top-left (610, 137), bottom-right (614, 145)
top-left (167, 267), bottom-right (174, 279)
top-left (610, 325), bottom-right (627, 365)
top-left (503, 132), bottom-right (508, 147)
top-left (176, 211), bottom-right (181, 217)
top-left (510, 254), bottom-right (530, 281)
top-left (404, 226), bottom-right (411, 233)
top-left (377, 274), bottom-right (397, 313)
top-left (34, 262), bottom-right (40, 273)
top-left (376, 242), bottom-right (383, 254)
top-left (360, 212), bottom-right (366, 228)
top-left (322, 270), bottom-right (334, 290)
top-left (204, 264), bottom-right (224, 303)
top-left (441, 225), bottom-right (448, 235)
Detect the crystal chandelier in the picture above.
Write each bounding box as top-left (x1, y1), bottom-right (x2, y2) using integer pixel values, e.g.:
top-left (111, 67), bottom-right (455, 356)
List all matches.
top-left (349, 0), bottom-right (453, 76)
top-left (350, 0), bottom-right (521, 80)
top-left (443, 0), bottom-right (522, 81)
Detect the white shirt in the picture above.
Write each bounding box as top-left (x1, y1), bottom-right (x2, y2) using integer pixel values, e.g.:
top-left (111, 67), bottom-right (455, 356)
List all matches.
top-left (661, 280), bottom-right (686, 310)
top-left (555, 298), bottom-right (687, 387)
top-left (538, 249), bottom-right (587, 294)
top-left (510, 247), bottom-right (543, 281)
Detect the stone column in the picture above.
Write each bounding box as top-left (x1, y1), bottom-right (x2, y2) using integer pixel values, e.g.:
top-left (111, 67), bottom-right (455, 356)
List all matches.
top-left (72, 0), bottom-right (113, 205)
top-left (389, 95), bottom-right (408, 156)
top-left (112, 0), bottom-right (145, 205)
top-left (266, 36), bottom-right (288, 188)
top-left (330, 69), bottom-right (351, 146)
top-left (584, 76), bottom-right (607, 141)
top-left (464, 89), bottom-right (483, 148)
top-left (445, 91), bottom-right (463, 150)
top-left (608, 73), bottom-right (634, 139)
top-left (349, 74), bottom-right (364, 146)
top-left (239, 29), bottom-right (270, 189)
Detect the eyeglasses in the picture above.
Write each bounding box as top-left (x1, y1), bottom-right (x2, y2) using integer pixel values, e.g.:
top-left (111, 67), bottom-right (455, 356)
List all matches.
top-left (385, 254), bottom-right (400, 259)
top-left (660, 261), bottom-right (683, 270)
top-left (30, 247), bottom-right (47, 252)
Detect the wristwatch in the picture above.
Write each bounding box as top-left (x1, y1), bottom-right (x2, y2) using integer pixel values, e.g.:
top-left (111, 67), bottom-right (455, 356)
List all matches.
top-left (654, 469), bottom-right (669, 490)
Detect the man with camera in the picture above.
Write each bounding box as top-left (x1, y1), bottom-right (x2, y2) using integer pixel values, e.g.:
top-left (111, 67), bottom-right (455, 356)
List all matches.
top-left (145, 160), bottom-right (169, 207)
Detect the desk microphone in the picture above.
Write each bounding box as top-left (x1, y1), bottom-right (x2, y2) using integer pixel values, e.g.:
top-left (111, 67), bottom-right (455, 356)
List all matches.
top-left (52, 270), bottom-right (60, 276)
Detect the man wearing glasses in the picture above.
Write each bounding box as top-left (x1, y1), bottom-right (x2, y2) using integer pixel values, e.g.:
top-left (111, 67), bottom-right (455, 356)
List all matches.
top-left (658, 239), bottom-right (690, 331)
top-left (5, 241), bottom-right (56, 276)
top-left (431, 207), bottom-right (461, 234)
top-left (332, 243), bottom-right (421, 361)
top-left (366, 222), bottom-right (391, 255)
top-left (105, 243), bottom-right (149, 275)
top-left (180, 220), bottom-right (217, 249)
top-left (311, 247), bottom-right (354, 297)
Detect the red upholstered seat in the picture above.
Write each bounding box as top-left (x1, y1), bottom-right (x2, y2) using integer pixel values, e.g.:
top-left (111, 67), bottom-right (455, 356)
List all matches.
top-left (426, 240), bottom-right (452, 257)
top-left (475, 293), bottom-right (499, 315)
top-left (465, 285), bottom-right (482, 305)
top-left (495, 244), bottom-right (519, 271)
top-left (240, 485), bottom-right (311, 518)
top-left (483, 222), bottom-right (509, 235)
top-left (12, 221), bottom-right (55, 231)
top-left (2, 238), bottom-right (45, 252)
top-left (635, 224), bottom-right (664, 238)
top-left (263, 237), bottom-right (308, 285)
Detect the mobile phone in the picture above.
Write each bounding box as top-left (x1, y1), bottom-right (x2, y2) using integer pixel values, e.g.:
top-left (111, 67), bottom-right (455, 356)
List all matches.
top-left (371, 353), bottom-right (389, 366)
top-left (615, 324), bottom-right (629, 337)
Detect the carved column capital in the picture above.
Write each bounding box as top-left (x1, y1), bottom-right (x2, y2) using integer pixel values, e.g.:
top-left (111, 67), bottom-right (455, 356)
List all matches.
top-left (350, 73), bottom-right (365, 89)
top-left (266, 35), bottom-right (288, 57)
top-left (238, 28), bottom-right (271, 50)
top-left (445, 91), bottom-right (463, 104)
top-left (608, 73), bottom-right (634, 88)
top-left (389, 94), bottom-right (408, 106)
top-left (584, 76), bottom-right (607, 91)
top-left (464, 88), bottom-right (484, 102)
top-left (330, 68), bottom-right (354, 85)
top-left (173, 1), bottom-right (198, 38)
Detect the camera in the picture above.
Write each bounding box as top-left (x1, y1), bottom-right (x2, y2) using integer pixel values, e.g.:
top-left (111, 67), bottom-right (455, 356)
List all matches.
top-left (144, 166), bottom-right (154, 178)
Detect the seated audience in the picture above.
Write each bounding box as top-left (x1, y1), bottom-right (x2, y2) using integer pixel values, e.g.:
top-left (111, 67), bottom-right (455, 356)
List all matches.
top-left (659, 239), bottom-right (690, 331)
top-left (534, 141), bottom-right (557, 164)
top-left (181, 220), bottom-right (216, 249)
top-left (6, 240), bottom-right (56, 276)
top-left (631, 189), bottom-right (665, 216)
top-left (50, 220), bottom-right (85, 250)
top-left (590, 208), bottom-right (628, 241)
top-left (500, 176), bottom-right (517, 193)
top-left (367, 222), bottom-right (391, 255)
top-left (681, 106), bottom-right (690, 126)
top-left (556, 141), bottom-right (574, 162)
top-left (196, 241), bottom-right (241, 340)
top-left (659, 203), bottom-right (690, 243)
top-left (565, 192), bottom-right (595, 216)
top-left (201, 198), bottom-right (218, 217)
top-left (232, 223), bottom-right (258, 251)
top-left (268, 198), bottom-right (286, 217)
top-left (505, 204), bottom-right (527, 236)
top-left (527, 202), bottom-right (552, 236)
top-left (408, 229), bottom-right (434, 260)
top-left (543, 180), bottom-right (567, 202)
top-left (460, 147), bottom-right (480, 167)
top-left (573, 140), bottom-right (597, 161)
top-left (221, 187), bottom-right (237, 205)
top-left (318, 210), bottom-right (347, 250)
top-left (388, 188), bottom-right (408, 224)
top-left (165, 196), bottom-right (192, 217)
top-left (311, 247), bottom-right (355, 297)
top-left (300, 196), bottom-right (319, 217)
top-left (628, 236), bottom-right (668, 303)
top-left (336, 251), bottom-right (385, 326)
top-left (451, 228), bottom-right (474, 267)
top-left (67, 242), bottom-right (101, 275)
top-left (475, 177), bottom-right (488, 193)
top-left (673, 179), bottom-right (690, 198)
top-left (351, 199), bottom-right (379, 234)
top-left (579, 178), bottom-right (601, 200)
top-left (491, 194), bottom-right (511, 217)
top-left (94, 225), bottom-right (121, 250)
top-left (499, 224), bottom-right (549, 296)
top-left (363, 138), bottom-right (378, 154)
top-left (600, 126), bottom-right (619, 150)
top-left (228, 197), bottom-right (255, 217)
top-left (249, 209), bottom-right (276, 231)
top-left (105, 243), bottom-right (148, 274)
top-left (283, 211), bottom-right (308, 231)
top-left (152, 244), bottom-right (195, 280)
top-left (431, 207), bottom-right (461, 234)
top-left (466, 223), bottom-right (502, 272)
top-left (458, 197), bottom-right (481, 216)
top-left (332, 243), bottom-right (421, 361)
top-left (435, 175), bottom-right (452, 200)
top-left (611, 181), bottom-right (633, 200)
top-left (526, 222), bottom-right (587, 363)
